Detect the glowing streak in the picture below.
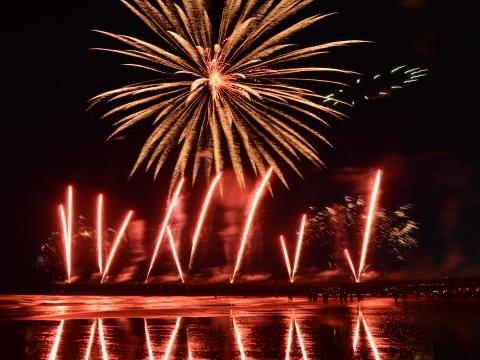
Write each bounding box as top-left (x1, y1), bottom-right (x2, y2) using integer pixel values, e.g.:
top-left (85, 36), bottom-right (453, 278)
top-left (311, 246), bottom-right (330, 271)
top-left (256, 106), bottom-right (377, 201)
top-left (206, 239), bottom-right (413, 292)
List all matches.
top-left (48, 320), bottom-right (64, 360)
top-left (294, 319), bottom-right (308, 360)
top-left (187, 329), bottom-right (193, 360)
top-left (357, 170), bottom-right (382, 282)
top-left (145, 179), bottom-right (185, 283)
top-left (280, 235), bottom-right (292, 281)
top-left (353, 312), bottom-right (361, 352)
top-left (59, 205), bottom-right (70, 282)
top-left (231, 168), bottom-right (273, 283)
top-left (167, 227), bottom-right (184, 283)
top-left (291, 214), bottom-right (307, 282)
top-left (144, 319), bottom-right (154, 360)
top-left (164, 317), bottom-right (181, 360)
top-left (233, 317), bottom-right (246, 360)
top-left (101, 210), bottom-right (134, 283)
top-left (189, 172), bottom-right (222, 271)
top-left (98, 319), bottom-right (109, 360)
top-left (97, 194), bottom-right (103, 274)
top-left (285, 317), bottom-right (294, 360)
top-left (344, 249), bottom-right (359, 283)
top-left (362, 316), bottom-right (380, 360)
top-left (67, 186), bottom-right (73, 280)
top-left (84, 320), bottom-right (97, 360)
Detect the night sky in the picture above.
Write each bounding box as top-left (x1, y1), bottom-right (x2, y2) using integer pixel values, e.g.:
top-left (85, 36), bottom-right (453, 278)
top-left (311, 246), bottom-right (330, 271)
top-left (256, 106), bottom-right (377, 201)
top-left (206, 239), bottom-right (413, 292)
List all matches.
top-left (1, 0), bottom-right (478, 292)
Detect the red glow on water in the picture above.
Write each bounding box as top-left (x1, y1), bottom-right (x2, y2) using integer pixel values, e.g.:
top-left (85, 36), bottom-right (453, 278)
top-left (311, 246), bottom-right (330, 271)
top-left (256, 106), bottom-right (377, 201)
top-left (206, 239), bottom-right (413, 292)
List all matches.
top-left (164, 317), bottom-right (181, 359)
top-left (285, 311), bottom-right (308, 359)
top-left (353, 309), bottom-right (381, 359)
top-left (189, 172), bottom-right (222, 271)
top-left (98, 319), bottom-right (109, 360)
top-left (101, 210), bottom-right (134, 283)
top-left (48, 320), bottom-right (64, 360)
top-left (144, 319), bottom-right (154, 360)
top-left (233, 317), bottom-right (246, 360)
top-left (84, 320), bottom-right (97, 360)
top-left (146, 179), bottom-right (185, 283)
top-left (231, 168), bottom-right (273, 283)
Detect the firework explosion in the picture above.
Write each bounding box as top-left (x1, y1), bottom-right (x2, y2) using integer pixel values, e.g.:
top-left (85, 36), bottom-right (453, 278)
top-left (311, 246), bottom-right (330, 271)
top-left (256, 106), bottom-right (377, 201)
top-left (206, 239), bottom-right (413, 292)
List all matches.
top-left (91, 0), bottom-right (363, 191)
top-left (306, 196), bottom-right (419, 273)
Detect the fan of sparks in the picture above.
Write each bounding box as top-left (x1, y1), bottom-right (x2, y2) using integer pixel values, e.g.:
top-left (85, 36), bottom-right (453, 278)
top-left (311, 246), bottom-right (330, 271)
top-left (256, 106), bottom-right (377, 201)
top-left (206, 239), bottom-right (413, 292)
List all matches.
top-left (91, 0), bottom-right (362, 190)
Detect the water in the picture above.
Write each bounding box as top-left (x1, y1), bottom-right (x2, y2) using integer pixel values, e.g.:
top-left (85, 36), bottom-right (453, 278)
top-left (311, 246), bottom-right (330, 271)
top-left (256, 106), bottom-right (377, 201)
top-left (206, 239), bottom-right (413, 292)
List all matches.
top-left (0, 295), bottom-right (479, 359)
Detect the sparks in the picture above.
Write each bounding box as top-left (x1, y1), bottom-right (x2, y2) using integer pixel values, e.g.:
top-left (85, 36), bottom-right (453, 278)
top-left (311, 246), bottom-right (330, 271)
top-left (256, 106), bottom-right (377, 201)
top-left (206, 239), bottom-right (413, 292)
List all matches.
top-left (231, 168), bottom-right (273, 283)
top-left (291, 214), bottom-right (307, 282)
top-left (280, 235), bottom-right (293, 281)
top-left (98, 319), bottom-right (109, 360)
top-left (145, 179), bottom-right (185, 283)
top-left (144, 319), bottom-right (155, 360)
top-left (189, 172), bottom-right (222, 271)
top-left (164, 317), bottom-right (181, 360)
top-left (84, 320), bottom-right (97, 360)
top-left (358, 170), bottom-right (382, 282)
top-left (233, 317), bottom-right (246, 360)
top-left (48, 320), bottom-right (64, 360)
top-left (97, 194), bottom-right (104, 274)
top-left (344, 249), bottom-right (359, 283)
top-left (167, 227), bottom-right (185, 283)
top-left (101, 210), bottom-right (134, 283)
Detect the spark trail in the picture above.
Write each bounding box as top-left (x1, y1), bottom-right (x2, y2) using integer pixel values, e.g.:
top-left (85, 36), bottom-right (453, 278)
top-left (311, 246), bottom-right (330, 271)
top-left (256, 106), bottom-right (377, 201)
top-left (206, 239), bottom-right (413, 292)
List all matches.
top-left (344, 249), bottom-right (359, 283)
top-left (189, 172), bottom-right (222, 271)
top-left (59, 205), bottom-right (70, 282)
top-left (231, 168), bottom-right (273, 283)
top-left (98, 319), bottom-right (109, 360)
top-left (291, 215), bottom-right (307, 282)
top-left (358, 170), bottom-right (382, 282)
top-left (145, 179), bottom-right (185, 283)
top-left (233, 317), bottom-right (246, 360)
top-left (97, 194), bottom-right (104, 273)
top-left (280, 235), bottom-right (293, 280)
top-left (101, 210), bottom-right (134, 283)
top-left (144, 319), bottom-right (154, 360)
top-left (167, 227), bottom-right (184, 283)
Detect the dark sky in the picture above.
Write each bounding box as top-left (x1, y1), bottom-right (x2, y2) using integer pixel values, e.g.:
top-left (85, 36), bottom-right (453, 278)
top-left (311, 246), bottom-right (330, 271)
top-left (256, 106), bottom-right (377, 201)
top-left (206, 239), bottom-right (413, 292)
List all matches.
top-left (1, 0), bottom-right (479, 291)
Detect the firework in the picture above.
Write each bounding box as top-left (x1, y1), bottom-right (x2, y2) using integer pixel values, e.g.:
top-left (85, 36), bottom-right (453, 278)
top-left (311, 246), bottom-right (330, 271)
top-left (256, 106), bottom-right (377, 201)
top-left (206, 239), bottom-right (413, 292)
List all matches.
top-left (286, 311), bottom-right (308, 359)
top-left (280, 235), bottom-right (293, 280)
top-left (358, 170), bottom-right (381, 281)
top-left (233, 317), bottom-right (246, 360)
top-left (144, 319), bottom-right (155, 360)
top-left (286, 315), bottom-right (294, 360)
top-left (353, 308), bottom-right (381, 359)
top-left (58, 205), bottom-right (70, 282)
top-left (362, 316), bottom-right (380, 360)
top-left (353, 311), bottom-right (360, 353)
top-left (58, 186), bottom-right (73, 282)
top-left (291, 214), bottom-right (307, 282)
top-left (145, 178), bottom-right (184, 283)
top-left (97, 194), bottom-right (104, 273)
top-left (294, 319), bottom-right (308, 359)
top-left (164, 317), bottom-right (181, 360)
top-left (344, 249), bottom-right (359, 283)
top-left (84, 320), bottom-right (97, 360)
top-left (98, 319), bottom-right (109, 360)
top-left (189, 172), bottom-right (222, 271)
top-left (231, 167), bottom-right (273, 283)
top-left (167, 226), bottom-right (184, 283)
top-left (48, 320), bottom-right (64, 360)
top-left (101, 210), bottom-right (134, 283)
top-left (91, 0), bottom-right (362, 191)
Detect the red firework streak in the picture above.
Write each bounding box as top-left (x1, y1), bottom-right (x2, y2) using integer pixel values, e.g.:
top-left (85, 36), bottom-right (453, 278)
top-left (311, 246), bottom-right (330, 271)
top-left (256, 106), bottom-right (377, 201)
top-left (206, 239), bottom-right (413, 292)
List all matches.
top-left (58, 186), bottom-right (73, 282)
top-left (97, 194), bottom-right (104, 274)
top-left (48, 320), bottom-right (65, 360)
top-left (189, 172), bottom-right (222, 271)
top-left (101, 210), bottom-right (134, 283)
top-left (231, 168), bottom-right (273, 283)
top-left (280, 214), bottom-right (307, 282)
top-left (145, 179), bottom-right (185, 283)
top-left (167, 226), bottom-right (185, 283)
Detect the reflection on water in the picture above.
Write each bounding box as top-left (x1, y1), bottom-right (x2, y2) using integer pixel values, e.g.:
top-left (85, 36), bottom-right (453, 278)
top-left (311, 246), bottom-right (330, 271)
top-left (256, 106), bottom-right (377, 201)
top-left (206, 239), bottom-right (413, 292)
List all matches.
top-left (0, 296), bottom-right (479, 359)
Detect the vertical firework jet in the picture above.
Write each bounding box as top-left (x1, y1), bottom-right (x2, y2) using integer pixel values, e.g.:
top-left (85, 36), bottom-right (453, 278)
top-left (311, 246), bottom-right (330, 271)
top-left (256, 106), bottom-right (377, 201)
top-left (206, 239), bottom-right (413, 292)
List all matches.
top-left (189, 172), bottom-right (222, 271)
top-left (84, 320), bottom-right (97, 360)
top-left (164, 317), bottom-right (181, 360)
top-left (97, 194), bottom-right (104, 274)
top-left (58, 186), bottom-right (73, 282)
top-left (231, 168), bottom-right (273, 283)
top-left (291, 215), bottom-right (307, 282)
top-left (233, 317), bottom-right (246, 360)
top-left (357, 170), bottom-right (382, 282)
top-left (101, 210), bottom-right (134, 283)
top-left (48, 320), bottom-right (64, 360)
top-left (344, 249), bottom-right (359, 283)
top-left (59, 205), bottom-right (70, 282)
top-left (144, 319), bottom-right (155, 360)
top-left (98, 319), bottom-right (109, 360)
top-left (145, 179), bottom-right (185, 283)
top-left (280, 235), bottom-right (293, 280)
top-left (167, 227), bottom-right (185, 283)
